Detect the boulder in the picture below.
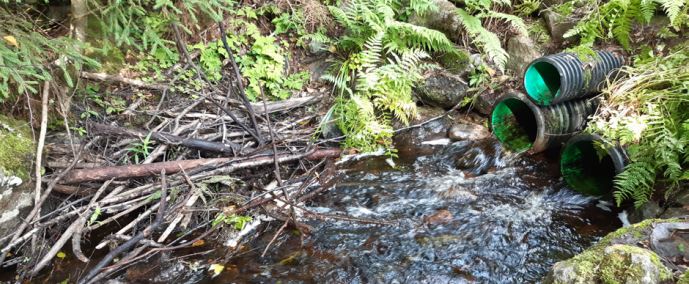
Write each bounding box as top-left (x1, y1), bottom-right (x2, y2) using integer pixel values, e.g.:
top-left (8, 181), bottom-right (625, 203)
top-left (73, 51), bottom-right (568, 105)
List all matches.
top-left (505, 34), bottom-right (542, 76)
top-left (545, 219), bottom-right (678, 284)
top-left (542, 10), bottom-right (577, 43)
top-left (473, 91), bottom-right (501, 116)
top-left (0, 115), bottom-right (35, 237)
top-left (628, 201), bottom-right (663, 224)
top-left (414, 69), bottom-right (469, 109)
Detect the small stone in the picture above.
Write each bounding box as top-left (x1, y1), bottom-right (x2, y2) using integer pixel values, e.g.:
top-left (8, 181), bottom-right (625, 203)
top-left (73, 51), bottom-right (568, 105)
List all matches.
top-left (423, 209), bottom-right (453, 225)
top-left (447, 123), bottom-right (490, 141)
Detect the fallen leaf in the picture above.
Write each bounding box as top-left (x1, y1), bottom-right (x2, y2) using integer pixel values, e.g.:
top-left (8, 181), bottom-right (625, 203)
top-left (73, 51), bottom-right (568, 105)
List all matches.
top-left (208, 263), bottom-right (224, 278)
top-left (3, 35), bottom-right (18, 47)
top-left (56, 251), bottom-right (66, 259)
top-left (191, 239), bottom-right (205, 247)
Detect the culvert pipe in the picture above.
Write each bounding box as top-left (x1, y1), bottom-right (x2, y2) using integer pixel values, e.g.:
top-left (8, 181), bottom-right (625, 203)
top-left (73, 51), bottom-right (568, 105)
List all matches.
top-left (490, 92), bottom-right (598, 153)
top-left (524, 51), bottom-right (624, 105)
top-left (560, 134), bottom-right (627, 195)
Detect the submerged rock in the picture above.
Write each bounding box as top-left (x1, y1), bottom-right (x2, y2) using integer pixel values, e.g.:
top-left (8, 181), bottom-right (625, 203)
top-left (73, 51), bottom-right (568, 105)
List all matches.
top-left (447, 123), bottom-right (490, 141)
top-left (414, 69), bottom-right (469, 109)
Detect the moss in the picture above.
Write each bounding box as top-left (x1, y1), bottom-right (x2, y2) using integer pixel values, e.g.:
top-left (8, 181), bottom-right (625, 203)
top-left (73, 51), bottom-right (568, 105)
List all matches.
top-left (678, 270), bottom-right (689, 284)
top-left (0, 115), bottom-right (34, 180)
top-left (547, 219), bottom-right (680, 284)
top-left (437, 50), bottom-right (470, 74)
top-left (599, 245), bottom-right (672, 283)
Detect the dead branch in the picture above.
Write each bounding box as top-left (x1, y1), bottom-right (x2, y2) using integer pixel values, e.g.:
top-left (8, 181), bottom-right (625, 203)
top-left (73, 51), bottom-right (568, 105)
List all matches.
top-left (60, 148), bottom-right (342, 184)
top-left (81, 72), bottom-right (168, 90)
top-left (88, 122), bottom-right (240, 154)
top-left (61, 158), bottom-right (230, 184)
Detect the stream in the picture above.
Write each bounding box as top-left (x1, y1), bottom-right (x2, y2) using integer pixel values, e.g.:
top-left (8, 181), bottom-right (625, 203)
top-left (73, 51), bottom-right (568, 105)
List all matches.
top-left (138, 135), bottom-right (620, 283)
top-left (31, 126), bottom-right (622, 283)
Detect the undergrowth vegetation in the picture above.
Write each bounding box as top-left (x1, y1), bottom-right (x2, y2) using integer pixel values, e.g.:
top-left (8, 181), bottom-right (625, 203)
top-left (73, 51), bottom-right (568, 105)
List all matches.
top-left (589, 46), bottom-right (689, 207)
top-left (564, 0), bottom-right (688, 49)
top-left (322, 0), bottom-right (459, 153)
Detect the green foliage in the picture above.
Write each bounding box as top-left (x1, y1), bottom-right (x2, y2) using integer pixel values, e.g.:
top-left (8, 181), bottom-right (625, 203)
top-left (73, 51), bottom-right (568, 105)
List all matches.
top-left (588, 47), bottom-right (689, 207)
top-left (93, 0), bottom-right (232, 55)
top-left (127, 133), bottom-right (153, 164)
top-left (0, 7), bottom-right (98, 100)
top-left (455, 0), bottom-right (527, 70)
top-left (324, 0), bottom-right (454, 152)
top-left (186, 19), bottom-right (308, 101)
top-left (565, 0), bottom-right (688, 50)
top-left (212, 213), bottom-right (253, 230)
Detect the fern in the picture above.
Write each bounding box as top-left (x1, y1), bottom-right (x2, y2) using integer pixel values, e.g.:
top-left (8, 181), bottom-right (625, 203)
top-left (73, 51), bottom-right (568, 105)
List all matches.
top-left (323, 0), bottom-right (456, 153)
top-left (589, 46), bottom-right (689, 207)
top-left (456, 8), bottom-right (509, 70)
top-left (566, 0), bottom-right (685, 49)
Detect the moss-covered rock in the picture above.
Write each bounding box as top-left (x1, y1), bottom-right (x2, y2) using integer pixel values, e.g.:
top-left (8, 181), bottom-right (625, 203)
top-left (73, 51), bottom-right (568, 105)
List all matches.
top-left (545, 219), bottom-right (679, 284)
top-left (0, 114), bottom-right (34, 181)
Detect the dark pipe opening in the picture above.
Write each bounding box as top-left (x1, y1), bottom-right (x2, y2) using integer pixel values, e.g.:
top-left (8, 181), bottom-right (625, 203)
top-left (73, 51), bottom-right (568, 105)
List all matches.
top-left (560, 139), bottom-right (617, 195)
top-left (491, 97), bottom-right (538, 153)
top-left (524, 61), bottom-right (560, 105)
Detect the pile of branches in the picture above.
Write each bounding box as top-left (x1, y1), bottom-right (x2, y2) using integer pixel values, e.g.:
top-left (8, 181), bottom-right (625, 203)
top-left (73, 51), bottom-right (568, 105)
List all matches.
top-left (0, 24), bottom-right (346, 283)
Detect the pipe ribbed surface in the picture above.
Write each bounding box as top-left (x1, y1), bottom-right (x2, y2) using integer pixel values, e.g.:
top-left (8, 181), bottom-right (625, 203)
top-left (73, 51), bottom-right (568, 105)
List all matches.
top-left (524, 51), bottom-right (624, 106)
top-left (490, 92), bottom-right (598, 153)
top-left (560, 134), bottom-right (627, 195)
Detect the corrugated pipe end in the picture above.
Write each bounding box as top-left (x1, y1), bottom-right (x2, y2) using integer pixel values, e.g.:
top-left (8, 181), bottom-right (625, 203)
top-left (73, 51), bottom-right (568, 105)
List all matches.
top-left (560, 134), bottom-right (626, 196)
top-left (490, 93), bottom-right (544, 153)
top-left (523, 51), bottom-right (624, 106)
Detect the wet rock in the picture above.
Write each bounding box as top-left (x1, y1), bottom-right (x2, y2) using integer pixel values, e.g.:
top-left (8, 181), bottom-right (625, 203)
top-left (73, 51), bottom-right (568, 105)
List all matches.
top-left (473, 91), bottom-right (500, 116)
top-left (393, 106), bottom-right (452, 147)
top-left (506, 34), bottom-right (542, 75)
top-left (542, 10), bottom-right (577, 43)
top-left (651, 222), bottom-right (689, 260)
top-left (447, 123), bottom-right (490, 141)
top-left (0, 115), bottom-right (34, 237)
top-left (414, 69), bottom-right (469, 109)
top-left (423, 209), bottom-right (453, 225)
top-left (629, 201), bottom-right (663, 224)
top-left (660, 206), bottom-right (689, 219)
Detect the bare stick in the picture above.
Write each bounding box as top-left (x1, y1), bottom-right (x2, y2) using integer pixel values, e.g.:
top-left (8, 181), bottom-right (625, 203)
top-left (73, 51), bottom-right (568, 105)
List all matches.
top-left (81, 72), bottom-right (168, 90)
top-left (261, 220), bottom-right (288, 257)
top-left (72, 179), bottom-right (114, 262)
top-left (88, 122), bottom-right (239, 154)
top-left (79, 171), bottom-right (168, 284)
top-left (34, 81), bottom-right (50, 206)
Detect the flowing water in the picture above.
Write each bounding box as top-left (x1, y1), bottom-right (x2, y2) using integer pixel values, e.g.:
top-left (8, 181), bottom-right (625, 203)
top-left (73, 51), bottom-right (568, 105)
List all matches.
top-left (25, 136), bottom-right (622, 283)
top-left (212, 138), bottom-right (622, 283)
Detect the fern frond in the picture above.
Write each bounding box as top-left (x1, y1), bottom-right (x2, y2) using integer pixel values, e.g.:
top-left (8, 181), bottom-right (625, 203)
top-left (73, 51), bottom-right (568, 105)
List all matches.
top-left (456, 8), bottom-right (508, 70)
top-left (481, 11), bottom-right (528, 35)
top-left (385, 21), bottom-right (457, 53)
top-left (656, 0), bottom-right (687, 26)
top-left (614, 160), bottom-right (656, 207)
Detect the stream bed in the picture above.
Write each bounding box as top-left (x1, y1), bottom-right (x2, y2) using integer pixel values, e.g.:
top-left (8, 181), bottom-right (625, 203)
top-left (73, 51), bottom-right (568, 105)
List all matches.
top-left (211, 138), bottom-right (621, 283)
top-left (42, 135), bottom-right (622, 283)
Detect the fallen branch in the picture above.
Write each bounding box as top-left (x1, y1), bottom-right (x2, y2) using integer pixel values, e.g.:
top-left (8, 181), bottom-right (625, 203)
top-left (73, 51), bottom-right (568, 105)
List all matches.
top-left (61, 158), bottom-right (230, 184)
top-left (81, 72), bottom-right (168, 90)
top-left (60, 148), bottom-right (342, 184)
top-left (88, 122), bottom-right (240, 154)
